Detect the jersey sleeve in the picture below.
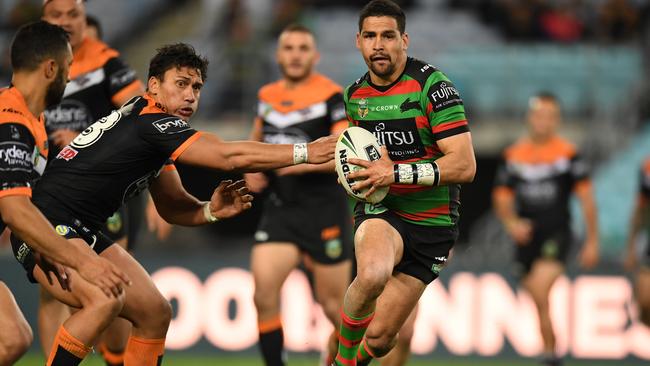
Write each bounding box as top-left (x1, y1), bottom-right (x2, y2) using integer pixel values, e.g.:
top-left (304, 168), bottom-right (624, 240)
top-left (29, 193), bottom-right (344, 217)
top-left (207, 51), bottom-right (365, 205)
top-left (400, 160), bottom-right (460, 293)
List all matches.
top-left (326, 92), bottom-right (348, 132)
top-left (422, 71), bottom-right (469, 141)
top-left (138, 115), bottom-right (201, 161)
top-left (494, 156), bottom-right (515, 189)
top-left (104, 57), bottom-right (142, 106)
top-left (569, 152), bottom-right (590, 185)
top-left (0, 123), bottom-right (36, 198)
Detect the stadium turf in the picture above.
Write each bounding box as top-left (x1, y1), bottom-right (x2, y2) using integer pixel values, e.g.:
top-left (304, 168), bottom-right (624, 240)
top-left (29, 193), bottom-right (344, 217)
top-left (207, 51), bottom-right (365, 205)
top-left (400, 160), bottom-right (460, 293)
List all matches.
top-left (14, 353), bottom-right (648, 365)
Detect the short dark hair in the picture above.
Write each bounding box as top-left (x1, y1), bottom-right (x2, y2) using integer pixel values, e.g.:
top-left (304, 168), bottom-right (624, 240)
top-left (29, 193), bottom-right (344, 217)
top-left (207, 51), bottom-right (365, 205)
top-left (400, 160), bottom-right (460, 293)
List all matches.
top-left (11, 20), bottom-right (69, 71)
top-left (281, 23), bottom-right (315, 37)
top-left (358, 0), bottom-right (406, 34)
top-left (148, 43), bottom-right (209, 82)
top-left (530, 91), bottom-right (560, 108)
top-left (86, 15), bottom-right (103, 40)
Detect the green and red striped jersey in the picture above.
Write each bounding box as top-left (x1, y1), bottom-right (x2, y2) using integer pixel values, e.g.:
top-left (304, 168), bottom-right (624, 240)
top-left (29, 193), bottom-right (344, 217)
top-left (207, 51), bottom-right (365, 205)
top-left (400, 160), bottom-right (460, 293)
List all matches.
top-left (344, 57), bottom-right (469, 227)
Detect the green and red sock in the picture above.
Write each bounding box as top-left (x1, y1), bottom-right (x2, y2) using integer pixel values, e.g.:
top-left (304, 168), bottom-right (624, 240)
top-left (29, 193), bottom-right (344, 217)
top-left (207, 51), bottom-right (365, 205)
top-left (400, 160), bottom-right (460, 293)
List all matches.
top-left (334, 308), bottom-right (374, 366)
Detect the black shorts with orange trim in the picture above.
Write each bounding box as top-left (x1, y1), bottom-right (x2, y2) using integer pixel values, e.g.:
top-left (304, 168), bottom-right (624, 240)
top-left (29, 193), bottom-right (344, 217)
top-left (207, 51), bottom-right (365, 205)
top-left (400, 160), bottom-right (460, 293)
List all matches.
top-left (353, 202), bottom-right (456, 284)
top-left (254, 192), bottom-right (353, 265)
top-left (513, 225), bottom-right (573, 278)
top-left (10, 210), bottom-right (114, 284)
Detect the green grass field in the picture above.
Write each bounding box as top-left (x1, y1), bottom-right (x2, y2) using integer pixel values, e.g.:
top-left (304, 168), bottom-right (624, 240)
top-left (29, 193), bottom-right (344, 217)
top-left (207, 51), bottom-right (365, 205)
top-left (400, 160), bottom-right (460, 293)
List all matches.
top-left (14, 352), bottom-right (648, 366)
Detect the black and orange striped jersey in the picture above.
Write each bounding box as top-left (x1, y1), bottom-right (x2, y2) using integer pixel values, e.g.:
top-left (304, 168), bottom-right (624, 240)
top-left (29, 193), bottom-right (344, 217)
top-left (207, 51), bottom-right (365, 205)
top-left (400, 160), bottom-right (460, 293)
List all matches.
top-left (33, 94), bottom-right (199, 229)
top-left (44, 37), bottom-right (142, 158)
top-left (493, 136), bottom-right (590, 229)
top-left (256, 73), bottom-right (346, 201)
top-left (0, 87), bottom-right (49, 231)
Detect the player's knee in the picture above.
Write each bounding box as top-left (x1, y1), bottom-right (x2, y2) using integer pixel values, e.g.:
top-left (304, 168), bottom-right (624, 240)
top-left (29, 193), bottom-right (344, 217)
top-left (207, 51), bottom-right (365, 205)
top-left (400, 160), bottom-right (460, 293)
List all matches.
top-left (355, 267), bottom-right (390, 297)
top-left (148, 295), bottom-right (173, 330)
top-left (91, 291), bottom-right (125, 319)
top-left (365, 331), bottom-right (397, 358)
top-left (253, 288), bottom-right (279, 313)
top-left (319, 297), bottom-right (341, 324)
top-left (0, 324), bottom-right (32, 364)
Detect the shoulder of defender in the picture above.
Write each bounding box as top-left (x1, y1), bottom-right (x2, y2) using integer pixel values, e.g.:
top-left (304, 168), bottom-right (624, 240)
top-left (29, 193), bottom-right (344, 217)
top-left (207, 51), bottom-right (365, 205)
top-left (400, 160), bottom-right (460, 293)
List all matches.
top-left (84, 37), bottom-right (120, 59)
top-left (0, 89), bottom-right (32, 131)
top-left (258, 79), bottom-right (283, 102)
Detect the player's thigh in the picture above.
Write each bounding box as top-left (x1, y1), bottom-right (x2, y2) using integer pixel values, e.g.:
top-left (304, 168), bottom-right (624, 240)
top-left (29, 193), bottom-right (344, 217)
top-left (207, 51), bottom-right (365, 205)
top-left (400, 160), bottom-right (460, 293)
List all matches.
top-left (0, 282), bottom-right (31, 343)
top-left (522, 258), bottom-right (564, 303)
top-left (367, 272), bottom-right (426, 340)
top-left (250, 242), bottom-right (301, 293)
top-left (312, 259), bottom-right (352, 302)
top-left (355, 218), bottom-right (404, 274)
top-left (98, 244), bottom-right (168, 324)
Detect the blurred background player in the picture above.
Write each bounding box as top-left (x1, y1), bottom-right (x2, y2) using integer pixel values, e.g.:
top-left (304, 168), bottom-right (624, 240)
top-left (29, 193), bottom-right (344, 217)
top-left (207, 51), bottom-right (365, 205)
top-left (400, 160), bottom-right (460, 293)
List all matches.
top-left (85, 14), bottom-right (102, 41)
top-left (625, 156), bottom-right (650, 327)
top-left (244, 24), bottom-right (352, 366)
top-left (333, 1), bottom-right (476, 365)
top-left (40, 0), bottom-right (146, 364)
top-left (492, 92), bottom-right (599, 366)
top-left (0, 20), bottom-right (130, 365)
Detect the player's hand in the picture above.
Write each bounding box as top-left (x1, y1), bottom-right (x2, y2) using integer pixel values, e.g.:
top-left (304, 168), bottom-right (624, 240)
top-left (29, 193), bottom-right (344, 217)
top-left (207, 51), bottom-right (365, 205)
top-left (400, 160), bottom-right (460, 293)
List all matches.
top-left (578, 237), bottom-right (599, 269)
top-left (624, 247), bottom-right (638, 272)
top-left (50, 129), bottom-right (79, 148)
top-left (347, 146), bottom-right (394, 198)
top-left (146, 198), bottom-right (173, 241)
top-left (307, 135), bottom-right (336, 164)
top-left (34, 252), bottom-right (71, 291)
top-left (78, 256), bottom-right (131, 298)
top-left (208, 179), bottom-right (254, 220)
top-left (244, 172), bottom-right (268, 193)
top-left (506, 218), bottom-right (533, 246)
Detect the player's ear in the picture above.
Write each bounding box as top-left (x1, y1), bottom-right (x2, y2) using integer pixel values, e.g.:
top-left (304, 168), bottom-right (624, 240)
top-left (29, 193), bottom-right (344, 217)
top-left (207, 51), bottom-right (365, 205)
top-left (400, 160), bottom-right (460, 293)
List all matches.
top-left (356, 32), bottom-right (361, 50)
top-left (43, 59), bottom-right (57, 81)
top-left (148, 76), bottom-right (160, 95)
top-left (402, 32), bottom-right (409, 51)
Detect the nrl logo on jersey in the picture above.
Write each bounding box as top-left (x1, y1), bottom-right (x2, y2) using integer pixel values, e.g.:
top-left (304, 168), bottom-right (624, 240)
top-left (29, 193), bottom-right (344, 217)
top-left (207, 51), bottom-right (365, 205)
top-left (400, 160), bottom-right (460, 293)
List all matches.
top-left (357, 98), bottom-right (369, 119)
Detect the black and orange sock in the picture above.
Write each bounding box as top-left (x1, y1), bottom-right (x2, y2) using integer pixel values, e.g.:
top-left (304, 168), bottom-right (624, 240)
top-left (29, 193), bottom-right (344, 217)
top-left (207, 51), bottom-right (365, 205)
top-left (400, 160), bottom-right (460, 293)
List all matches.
top-left (46, 326), bottom-right (91, 366)
top-left (335, 308), bottom-right (374, 366)
top-left (258, 315), bottom-right (285, 366)
top-left (356, 338), bottom-right (375, 366)
top-left (123, 336), bottom-right (165, 366)
top-left (99, 342), bottom-right (125, 366)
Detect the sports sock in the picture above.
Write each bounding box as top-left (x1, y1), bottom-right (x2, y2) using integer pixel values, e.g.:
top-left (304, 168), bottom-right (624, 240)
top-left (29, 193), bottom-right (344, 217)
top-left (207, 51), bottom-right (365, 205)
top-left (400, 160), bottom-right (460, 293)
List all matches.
top-left (123, 336), bottom-right (165, 366)
top-left (335, 308), bottom-right (374, 366)
top-left (46, 326), bottom-right (91, 366)
top-left (258, 315), bottom-right (286, 366)
top-left (99, 342), bottom-right (124, 366)
top-left (356, 338), bottom-right (374, 366)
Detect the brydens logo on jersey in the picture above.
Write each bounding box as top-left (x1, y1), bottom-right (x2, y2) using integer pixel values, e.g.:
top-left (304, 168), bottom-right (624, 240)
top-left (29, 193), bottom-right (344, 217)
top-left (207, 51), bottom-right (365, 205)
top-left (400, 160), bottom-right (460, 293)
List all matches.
top-left (153, 117), bottom-right (190, 134)
top-left (0, 142), bottom-right (32, 170)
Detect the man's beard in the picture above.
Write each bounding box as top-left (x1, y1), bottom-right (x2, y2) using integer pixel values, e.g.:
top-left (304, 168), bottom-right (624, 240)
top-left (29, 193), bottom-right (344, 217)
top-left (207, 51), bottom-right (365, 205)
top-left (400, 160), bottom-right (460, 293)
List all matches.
top-left (45, 67), bottom-right (67, 108)
top-left (368, 58), bottom-right (395, 78)
top-left (279, 63), bottom-right (310, 83)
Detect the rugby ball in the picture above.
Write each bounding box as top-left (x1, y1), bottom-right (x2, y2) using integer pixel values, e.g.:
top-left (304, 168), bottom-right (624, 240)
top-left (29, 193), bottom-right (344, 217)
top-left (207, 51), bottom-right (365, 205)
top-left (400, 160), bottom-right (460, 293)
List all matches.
top-left (335, 126), bottom-right (389, 204)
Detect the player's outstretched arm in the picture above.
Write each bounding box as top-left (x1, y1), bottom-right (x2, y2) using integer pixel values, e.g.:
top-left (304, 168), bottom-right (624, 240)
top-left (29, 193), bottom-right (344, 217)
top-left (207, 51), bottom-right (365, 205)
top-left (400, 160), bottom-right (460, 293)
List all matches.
top-left (0, 195), bottom-right (131, 297)
top-left (176, 133), bottom-right (336, 172)
top-left (149, 169), bottom-right (253, 226)
top-left (575, 181), bottom-right (600, 269)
